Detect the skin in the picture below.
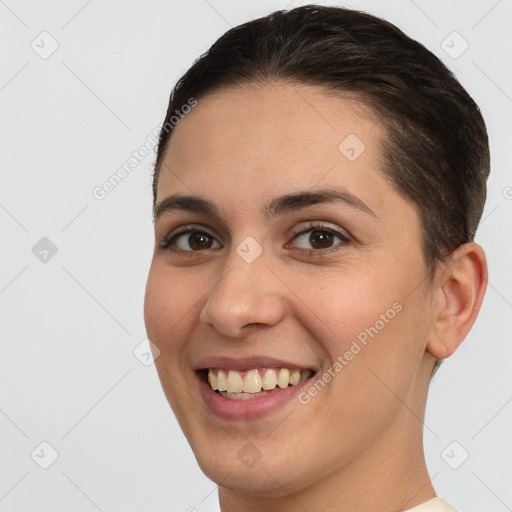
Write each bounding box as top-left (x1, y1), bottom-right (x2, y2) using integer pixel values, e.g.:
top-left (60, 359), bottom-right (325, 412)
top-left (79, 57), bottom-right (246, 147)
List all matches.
top-left (143, 82), bottom-right (487, 512)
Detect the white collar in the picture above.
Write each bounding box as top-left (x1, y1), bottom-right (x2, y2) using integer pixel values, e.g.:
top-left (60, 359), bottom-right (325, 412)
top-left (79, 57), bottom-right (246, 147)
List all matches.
top-left (404, 497), bottom-right (459, 512)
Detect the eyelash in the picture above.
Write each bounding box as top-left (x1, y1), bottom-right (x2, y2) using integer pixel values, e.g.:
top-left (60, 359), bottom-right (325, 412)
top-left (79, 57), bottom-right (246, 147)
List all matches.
top-left (158, 221), bottom-right (351, 257)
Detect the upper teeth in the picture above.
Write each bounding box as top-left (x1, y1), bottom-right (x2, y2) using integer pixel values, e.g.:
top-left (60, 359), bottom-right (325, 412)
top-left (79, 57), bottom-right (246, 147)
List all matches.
top-left (207, 368), bottom-right (312, 393)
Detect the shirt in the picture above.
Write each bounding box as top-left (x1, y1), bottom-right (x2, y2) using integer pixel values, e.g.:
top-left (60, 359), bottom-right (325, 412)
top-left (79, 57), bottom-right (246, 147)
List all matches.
top-left (216, 496), bottom-right (458, 511)
top-left (405, 497), bottom-right (459, 511)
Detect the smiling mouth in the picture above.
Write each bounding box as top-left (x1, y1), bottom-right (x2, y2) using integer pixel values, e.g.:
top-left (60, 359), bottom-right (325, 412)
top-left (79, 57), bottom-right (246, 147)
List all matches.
top-left (200, 368), bottom-right (316, 400)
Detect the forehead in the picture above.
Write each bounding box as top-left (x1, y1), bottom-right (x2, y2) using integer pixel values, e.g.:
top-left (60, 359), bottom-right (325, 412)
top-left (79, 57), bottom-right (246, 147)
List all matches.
top-left (158, 82), bottom-right (389, 213)
top-left (167, 82), bottom-right (382, 160)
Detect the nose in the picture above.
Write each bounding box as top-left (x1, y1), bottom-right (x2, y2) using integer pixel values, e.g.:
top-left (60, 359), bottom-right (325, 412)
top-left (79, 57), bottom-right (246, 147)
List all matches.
top-left (199, 249), bottom-right (286, 338)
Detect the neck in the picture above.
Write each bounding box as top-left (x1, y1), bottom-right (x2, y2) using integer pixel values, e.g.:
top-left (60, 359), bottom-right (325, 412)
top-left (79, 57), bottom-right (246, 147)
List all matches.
top-left (219, 362), bottom-right (437, 512)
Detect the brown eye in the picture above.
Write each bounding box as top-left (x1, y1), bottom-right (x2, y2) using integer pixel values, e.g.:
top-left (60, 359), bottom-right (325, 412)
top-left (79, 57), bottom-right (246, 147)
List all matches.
top-left (188, 232), bottom-right (214, 250)
top-left (290, 223), bottom-right (350, 254)
top-left (308, 230), bottom-right (334, 249)
top-left (162, 229), bottom-right (221, 253)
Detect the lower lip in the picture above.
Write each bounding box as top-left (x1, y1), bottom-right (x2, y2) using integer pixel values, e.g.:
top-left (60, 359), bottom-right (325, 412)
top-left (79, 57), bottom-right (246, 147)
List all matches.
top-left (196, 371), bottom-right (314, 420)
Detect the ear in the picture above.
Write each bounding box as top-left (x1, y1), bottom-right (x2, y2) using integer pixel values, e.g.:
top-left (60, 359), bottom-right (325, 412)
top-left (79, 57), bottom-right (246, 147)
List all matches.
top-left (426, 242), bottom-right (488, 359)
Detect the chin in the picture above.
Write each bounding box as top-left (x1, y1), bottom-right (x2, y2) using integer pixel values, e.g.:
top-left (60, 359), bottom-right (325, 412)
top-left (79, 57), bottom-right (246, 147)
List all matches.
top-left (189, 434), bottom-right (322, 498)
top-left (199, 457), bottom-right (303, 497)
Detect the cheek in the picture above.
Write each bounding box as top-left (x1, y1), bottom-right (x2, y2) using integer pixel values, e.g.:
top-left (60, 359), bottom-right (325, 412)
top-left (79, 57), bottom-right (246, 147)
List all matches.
top-left (143, 265), bottom-right (199, 349)
top-left (143, 270), bottom-right (169, 346)
top-left (318, 271), bottom-right (429, 416)
top-left (143, 265), bottom-right (199, 424)
top-left (292, 268), bottom-right (401, 355)
top-left (294, 266), bottom-right (424, 399)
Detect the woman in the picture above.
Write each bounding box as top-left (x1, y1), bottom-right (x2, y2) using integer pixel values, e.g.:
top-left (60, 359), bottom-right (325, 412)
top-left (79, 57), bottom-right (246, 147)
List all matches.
top-left (144, 5), bottom-right (489, 511)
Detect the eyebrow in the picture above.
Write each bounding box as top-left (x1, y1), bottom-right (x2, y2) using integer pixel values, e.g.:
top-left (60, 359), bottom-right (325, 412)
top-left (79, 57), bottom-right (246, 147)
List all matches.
top-left (153, 187), bottom-right (376, 223)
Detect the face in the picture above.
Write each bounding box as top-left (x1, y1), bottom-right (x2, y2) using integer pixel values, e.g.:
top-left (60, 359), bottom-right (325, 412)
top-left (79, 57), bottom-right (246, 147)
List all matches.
top-left (144, 82), bottom-right (437, 496)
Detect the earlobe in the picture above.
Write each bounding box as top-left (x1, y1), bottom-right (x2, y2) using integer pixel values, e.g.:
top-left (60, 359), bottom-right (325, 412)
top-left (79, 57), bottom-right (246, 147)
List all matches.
top-left (426, 242), bottom-right (488, 360)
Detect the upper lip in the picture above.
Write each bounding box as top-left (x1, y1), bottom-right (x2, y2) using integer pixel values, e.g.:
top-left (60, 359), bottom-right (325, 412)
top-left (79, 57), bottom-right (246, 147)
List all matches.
top-left (193, 355), bottom-right (319, 373)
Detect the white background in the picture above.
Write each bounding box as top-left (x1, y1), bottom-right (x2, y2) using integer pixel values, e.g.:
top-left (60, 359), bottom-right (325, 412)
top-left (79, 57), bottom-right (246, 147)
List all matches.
top-left (1, 1), bottom-right (511, 511)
